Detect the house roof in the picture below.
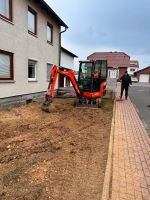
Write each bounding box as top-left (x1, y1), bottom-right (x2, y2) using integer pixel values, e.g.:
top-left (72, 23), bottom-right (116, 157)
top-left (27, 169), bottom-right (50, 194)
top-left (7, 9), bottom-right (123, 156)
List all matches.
top-left (87, 52), bottom-right (130, 68)
top-left (130, 60), bottom-right (139, 68)
top-left (88, 52), bottom-right (130, 59)
top-left (136, 66), bottom-right (150, 74)
top-left (61, 47), bottom-right (78, 58)
top-left (35, 0), bottom-right (68, 28)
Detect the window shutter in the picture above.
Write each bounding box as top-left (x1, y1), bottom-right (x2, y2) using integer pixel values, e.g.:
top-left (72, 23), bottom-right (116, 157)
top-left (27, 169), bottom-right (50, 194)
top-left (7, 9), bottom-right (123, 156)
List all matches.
top-left (0, 54), bottom-right (10, 78)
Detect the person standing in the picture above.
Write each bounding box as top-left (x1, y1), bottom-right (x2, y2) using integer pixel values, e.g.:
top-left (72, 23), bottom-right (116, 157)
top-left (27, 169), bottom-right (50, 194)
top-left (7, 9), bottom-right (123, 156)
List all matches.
top-left (120, 71), bottom-right (132, 99)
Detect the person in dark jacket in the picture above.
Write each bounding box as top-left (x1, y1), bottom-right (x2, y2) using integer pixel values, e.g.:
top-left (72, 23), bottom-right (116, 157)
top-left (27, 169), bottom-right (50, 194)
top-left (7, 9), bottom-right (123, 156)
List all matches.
top-left (120, 71), bottom-right (132, 99)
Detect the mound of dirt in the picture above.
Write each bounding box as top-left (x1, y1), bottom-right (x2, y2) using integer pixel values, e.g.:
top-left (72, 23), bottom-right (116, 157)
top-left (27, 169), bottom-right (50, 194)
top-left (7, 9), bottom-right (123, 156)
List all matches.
top-left (0, 98), bottom-right (113, 200)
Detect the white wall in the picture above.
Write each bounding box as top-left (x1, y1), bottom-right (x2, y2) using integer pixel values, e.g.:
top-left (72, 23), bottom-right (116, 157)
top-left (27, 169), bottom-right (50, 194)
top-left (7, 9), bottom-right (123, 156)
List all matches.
top-left (128, 67), bottom-right (138, 76)
top-left (0, 0), bottom-right (60, 98)
top-left (61, 50), bottom-right (75, 70)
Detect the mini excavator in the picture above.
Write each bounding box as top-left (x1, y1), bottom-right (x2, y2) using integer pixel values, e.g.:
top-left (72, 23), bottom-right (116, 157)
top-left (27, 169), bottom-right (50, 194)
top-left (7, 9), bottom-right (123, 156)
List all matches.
top-left (42, 60), bottom-right (107, 111)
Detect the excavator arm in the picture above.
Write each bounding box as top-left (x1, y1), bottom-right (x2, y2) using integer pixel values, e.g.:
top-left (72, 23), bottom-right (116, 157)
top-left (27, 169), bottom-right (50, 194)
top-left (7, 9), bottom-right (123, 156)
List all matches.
top-left (42, 65), bottom-right (80, 111)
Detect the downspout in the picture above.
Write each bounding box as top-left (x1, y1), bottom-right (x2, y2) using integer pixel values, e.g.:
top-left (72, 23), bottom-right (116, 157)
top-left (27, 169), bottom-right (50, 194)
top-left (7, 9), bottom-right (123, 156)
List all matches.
top-left (59, 26), bottom-right (68, 66)
top-left (58, 26), bottom-right (68, 88)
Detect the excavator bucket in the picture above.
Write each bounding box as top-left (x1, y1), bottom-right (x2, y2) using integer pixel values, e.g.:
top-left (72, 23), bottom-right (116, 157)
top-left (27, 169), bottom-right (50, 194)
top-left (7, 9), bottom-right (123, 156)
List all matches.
top-left (41, 99), bottom-right (61, 113)
top-left (41, 99), bottom-right (53, 112)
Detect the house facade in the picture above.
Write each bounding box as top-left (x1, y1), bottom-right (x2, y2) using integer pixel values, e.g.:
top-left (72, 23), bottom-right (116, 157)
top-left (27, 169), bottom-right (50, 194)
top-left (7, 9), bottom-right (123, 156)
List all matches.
top-left (128, 60), bottom-right (139, 76)
top-left (135, 66), bottom-right (150, 83)
top-left (0, 0), bottom-right (68, 105)
top-left (87, 52), bottom-right (130, 79)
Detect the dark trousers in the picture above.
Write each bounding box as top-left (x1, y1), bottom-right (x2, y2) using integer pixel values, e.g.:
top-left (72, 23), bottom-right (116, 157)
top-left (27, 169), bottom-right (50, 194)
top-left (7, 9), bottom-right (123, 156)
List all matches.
top-left (120, 85), bottom-right (129, 99)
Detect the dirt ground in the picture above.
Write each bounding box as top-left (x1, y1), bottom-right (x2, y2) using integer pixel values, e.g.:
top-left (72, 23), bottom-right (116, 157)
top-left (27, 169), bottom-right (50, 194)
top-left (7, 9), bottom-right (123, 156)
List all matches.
top-left (0, 98), bottom-right (113, 200)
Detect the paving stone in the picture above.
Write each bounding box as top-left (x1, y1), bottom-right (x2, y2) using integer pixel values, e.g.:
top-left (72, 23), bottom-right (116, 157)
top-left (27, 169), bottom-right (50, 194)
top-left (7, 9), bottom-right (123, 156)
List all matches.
top-left (110, 84), bottom-right (150, 199)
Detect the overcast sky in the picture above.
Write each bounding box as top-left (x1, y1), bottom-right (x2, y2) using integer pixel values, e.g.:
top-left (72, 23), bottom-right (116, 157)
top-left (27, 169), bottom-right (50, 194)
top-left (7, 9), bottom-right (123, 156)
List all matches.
top-left (45, 0), bottom-right (150, 69)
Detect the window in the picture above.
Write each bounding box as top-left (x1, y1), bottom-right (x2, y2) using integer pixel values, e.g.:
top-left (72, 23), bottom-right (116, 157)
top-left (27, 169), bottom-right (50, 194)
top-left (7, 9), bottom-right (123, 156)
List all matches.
top-left (130, 68), bottom-right (135, 72)
top-left (0, 50), bottom-right (13, 80)
top-left (100, 60), bottom-right (107, 78)
top-left (28, 7), bottom-right (37, 35)
top-left (95, 60), bottom-right (107, 79)
top-left (80, 62), bottom-right (93, 79)
top-left (47, 23), bottom-right (53, 44)
top-left (47, 63), bottom-right (53, 81)
top-left (28, 60), bottom-right (37, 81)
top-left (0, 0), bottom-right (12, 21)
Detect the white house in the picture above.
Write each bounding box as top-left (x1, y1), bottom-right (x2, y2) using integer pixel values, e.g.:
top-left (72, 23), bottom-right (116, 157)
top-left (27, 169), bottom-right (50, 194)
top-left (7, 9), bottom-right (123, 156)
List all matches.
top-left (59, 47), bottom-right (78, 87)
top-left (128, 60), bottom-right (139, 75)
top-left (47, 47), bottom-right (78, 88)
top-left (127, 60), bottom-right (139, 82)
top-left (0, 0), bottom-right (68, 106)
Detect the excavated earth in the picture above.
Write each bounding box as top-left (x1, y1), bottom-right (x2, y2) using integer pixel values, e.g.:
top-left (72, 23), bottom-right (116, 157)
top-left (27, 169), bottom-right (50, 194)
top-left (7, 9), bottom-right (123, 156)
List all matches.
top-left (0, 98), bottom-right (113, 200)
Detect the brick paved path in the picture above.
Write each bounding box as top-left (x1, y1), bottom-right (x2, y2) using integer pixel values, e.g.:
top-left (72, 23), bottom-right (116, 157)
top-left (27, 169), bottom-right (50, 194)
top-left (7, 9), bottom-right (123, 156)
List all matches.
top-left (111, 92), bottom-right (150, 199)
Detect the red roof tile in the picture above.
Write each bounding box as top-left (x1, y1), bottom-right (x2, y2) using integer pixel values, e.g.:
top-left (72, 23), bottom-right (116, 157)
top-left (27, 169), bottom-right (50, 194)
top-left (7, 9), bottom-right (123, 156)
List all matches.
top-left (87, 52), bottom-right (130, 68)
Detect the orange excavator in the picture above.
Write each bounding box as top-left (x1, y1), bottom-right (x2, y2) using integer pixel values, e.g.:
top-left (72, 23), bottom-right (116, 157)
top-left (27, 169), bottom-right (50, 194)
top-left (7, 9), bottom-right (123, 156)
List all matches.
top-left (42, 60), bottom-right (107, 111)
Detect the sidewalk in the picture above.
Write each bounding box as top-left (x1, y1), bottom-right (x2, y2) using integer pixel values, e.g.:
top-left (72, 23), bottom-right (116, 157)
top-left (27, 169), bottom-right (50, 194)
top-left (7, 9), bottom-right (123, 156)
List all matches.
top-left (111, 85), bottom-right (150, 199)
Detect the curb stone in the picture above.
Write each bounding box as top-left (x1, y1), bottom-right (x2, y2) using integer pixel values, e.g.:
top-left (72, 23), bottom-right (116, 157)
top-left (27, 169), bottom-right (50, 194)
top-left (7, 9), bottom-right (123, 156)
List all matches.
top-left (101, 99), bottom-right (116, 200)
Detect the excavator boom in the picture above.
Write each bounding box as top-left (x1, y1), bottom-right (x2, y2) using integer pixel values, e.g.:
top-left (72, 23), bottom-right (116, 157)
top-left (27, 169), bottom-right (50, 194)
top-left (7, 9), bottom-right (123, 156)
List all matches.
top-left (42, 65), bottom-right (81, 111)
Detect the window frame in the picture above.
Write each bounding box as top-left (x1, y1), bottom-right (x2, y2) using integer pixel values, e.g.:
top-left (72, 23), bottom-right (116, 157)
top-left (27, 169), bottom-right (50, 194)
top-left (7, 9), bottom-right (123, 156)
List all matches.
top-left (47, 22), bottom-right (53, 44)
top-left (0, 0), bottom-right (12, 22)
top-left (0, 49), bottom-right (14, 80)
top-left (28, 6), bottom-right (37, 36)
top-left (28, 59), bottom-right (37, 82)
top-left (100, 60), bottom-right (107, 79)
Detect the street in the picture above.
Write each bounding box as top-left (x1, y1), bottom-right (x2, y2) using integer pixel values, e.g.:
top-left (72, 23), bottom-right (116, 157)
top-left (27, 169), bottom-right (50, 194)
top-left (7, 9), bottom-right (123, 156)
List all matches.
top-left (129, 83), bottom-right (150, 134)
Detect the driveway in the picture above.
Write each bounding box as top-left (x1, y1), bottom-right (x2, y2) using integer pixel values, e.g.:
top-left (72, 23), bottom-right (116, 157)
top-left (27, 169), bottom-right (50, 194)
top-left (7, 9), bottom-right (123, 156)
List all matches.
top-left (129, 83), bottom-right (150, 134)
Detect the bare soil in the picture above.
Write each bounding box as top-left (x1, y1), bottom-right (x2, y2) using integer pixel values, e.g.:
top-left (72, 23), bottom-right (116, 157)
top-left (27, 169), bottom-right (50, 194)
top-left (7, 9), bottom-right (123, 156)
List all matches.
top-left (0, 98), bottom-right (113, 200)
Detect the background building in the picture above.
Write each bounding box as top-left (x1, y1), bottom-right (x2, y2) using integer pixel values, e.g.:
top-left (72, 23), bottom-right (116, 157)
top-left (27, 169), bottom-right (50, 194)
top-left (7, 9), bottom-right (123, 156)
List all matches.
top-left (128, 60), bottom-right (139, 82)
top-left (128, 60), bottom-right (139, 75)
top-left (0, 0), bottom-right (68, 106)
top-left (59, 47), bottom-right (78, 87)
top-left (135, 66), bottom-right (150, 83)
top-left (87, 52), bottom-right (130, 79)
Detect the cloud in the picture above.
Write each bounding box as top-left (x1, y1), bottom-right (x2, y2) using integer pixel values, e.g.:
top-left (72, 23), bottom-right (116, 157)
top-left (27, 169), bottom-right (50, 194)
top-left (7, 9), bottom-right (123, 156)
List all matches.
top-left (45, 0), bottom-right (150, 68)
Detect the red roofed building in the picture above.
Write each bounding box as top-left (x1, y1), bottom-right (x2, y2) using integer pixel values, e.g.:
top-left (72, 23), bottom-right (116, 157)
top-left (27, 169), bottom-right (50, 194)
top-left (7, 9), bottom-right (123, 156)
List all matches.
top-left (135, 66), bottom-right (150, 83)
top-left (87, 52), bottom-right (130, 79)
top-left (130, 60), bottom-right (139, 68)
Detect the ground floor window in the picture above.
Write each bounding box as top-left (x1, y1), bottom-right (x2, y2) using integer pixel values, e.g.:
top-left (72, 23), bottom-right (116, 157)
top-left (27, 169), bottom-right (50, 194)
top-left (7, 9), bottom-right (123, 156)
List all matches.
top-left (0, 50), bottom-right (13, 80)
top-left (28, 60), bottom-right (37, 81)
top-left (47, 63), bottom-right (53, 81)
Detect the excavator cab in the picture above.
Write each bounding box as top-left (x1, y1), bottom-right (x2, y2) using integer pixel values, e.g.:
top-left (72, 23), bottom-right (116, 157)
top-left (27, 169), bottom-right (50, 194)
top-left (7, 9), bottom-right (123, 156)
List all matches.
top-left (78, 60), bottom-right (107, 93)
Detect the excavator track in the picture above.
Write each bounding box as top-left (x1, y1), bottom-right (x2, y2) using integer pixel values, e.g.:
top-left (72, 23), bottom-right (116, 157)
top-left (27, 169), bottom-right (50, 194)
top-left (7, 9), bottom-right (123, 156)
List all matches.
top-left (74, 98), bottom-right (102, 108)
